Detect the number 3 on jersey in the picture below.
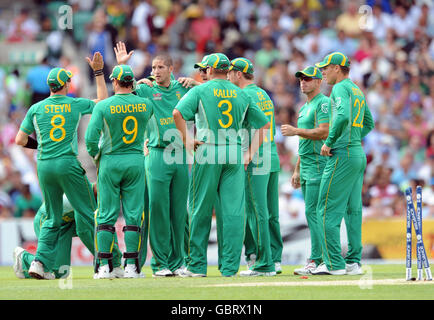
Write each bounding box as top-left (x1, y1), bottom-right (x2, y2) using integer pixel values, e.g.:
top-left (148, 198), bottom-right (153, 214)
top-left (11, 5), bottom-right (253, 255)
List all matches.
top-left (218, 99), bottom-right (233, 128)
top-left (122, 116), bottom-right (138, 144)
top-left (352, 98), bottom-right (365, 128)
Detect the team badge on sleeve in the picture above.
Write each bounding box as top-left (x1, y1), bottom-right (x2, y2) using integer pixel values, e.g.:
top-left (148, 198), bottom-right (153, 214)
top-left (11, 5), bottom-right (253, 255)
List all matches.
top-left (321, 103), bottom-right (328, 114)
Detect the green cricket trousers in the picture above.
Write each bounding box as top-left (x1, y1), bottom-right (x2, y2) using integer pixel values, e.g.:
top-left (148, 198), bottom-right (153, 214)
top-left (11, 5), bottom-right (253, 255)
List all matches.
top-left (316, 153), bottom-right (366, 271)
top-left (146, 147), bottom-right (189, 273)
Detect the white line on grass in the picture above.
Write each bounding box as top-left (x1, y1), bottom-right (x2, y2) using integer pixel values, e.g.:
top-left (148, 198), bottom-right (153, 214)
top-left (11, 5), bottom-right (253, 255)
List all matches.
top-left (201, 279), bottom-right (434, 287)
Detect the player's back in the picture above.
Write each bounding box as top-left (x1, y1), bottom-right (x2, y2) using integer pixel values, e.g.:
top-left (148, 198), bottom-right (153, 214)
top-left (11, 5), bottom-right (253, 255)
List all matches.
top-left (94, 93), bottom-right (153, 155)
top-left (194, 79), bottom-right (252, 145)
top-left (20, 95), bottom-right (94, 160)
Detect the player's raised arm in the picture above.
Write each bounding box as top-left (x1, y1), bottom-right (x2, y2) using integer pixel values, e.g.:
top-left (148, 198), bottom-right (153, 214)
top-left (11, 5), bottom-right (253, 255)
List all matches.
top-left (86, 52), bottom-right (108, 103)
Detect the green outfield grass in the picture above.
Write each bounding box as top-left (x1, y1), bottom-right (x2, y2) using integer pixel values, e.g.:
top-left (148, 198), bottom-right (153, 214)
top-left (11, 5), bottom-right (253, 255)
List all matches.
top-left (0, 264), bottom-right (432, 300)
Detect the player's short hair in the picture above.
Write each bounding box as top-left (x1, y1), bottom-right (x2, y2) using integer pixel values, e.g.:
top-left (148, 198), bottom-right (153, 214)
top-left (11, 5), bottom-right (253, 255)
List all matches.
top-left (213, 69), bottom-right (229, 75)
top-left (339, 65), bottom-right (350, 75)
top-left (117, 76), bottom-right (134, 88)
top-left (153, 54), bottom-right (173, 67)
top-left (241, 72), bottom-right (254, 80)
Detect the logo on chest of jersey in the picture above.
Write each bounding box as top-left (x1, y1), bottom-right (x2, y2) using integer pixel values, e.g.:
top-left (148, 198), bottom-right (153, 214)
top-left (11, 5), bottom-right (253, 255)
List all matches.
top-left (176, 91), bottom-right (181, 100)
top-left (153, 93), bottom-right (162, 100)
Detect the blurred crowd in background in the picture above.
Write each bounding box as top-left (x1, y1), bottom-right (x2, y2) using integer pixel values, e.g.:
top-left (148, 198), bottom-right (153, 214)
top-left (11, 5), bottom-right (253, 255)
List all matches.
top-left (0, 0), bottom-right (433, 222)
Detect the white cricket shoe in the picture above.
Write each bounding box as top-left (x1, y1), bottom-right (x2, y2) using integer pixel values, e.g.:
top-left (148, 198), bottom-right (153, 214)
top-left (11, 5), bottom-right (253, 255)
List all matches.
top-left (179, 269), bottom-right (206, 277)
top-left (124, 264), bottom-right (145, 278)
top-left (275, 262), bottom-right (282, 274)
top-left (43, 272), bottom-right (55, 280)
top-left (240, 269), bottom-right (276, 277)
top-left (346, 263), bottom-right (364, 275)
top-left (113, 266), bottom-right (125, 278)
top-left (13, 247), bottom-right (25, 279)
top-left (172, 266), bottom-right (186, 276)
top-left (310, 263), bottom-right (346, 275)
top-left (246, 254), bottom-right (256, 270)
top-left (152, 268), bottom-right (173, 277)
top-left (29, 260), bottom-right (45, 279)
top-left (294, 260), bottom-right (316, 275)
top-left (94, 264), bottom-right (114, 279)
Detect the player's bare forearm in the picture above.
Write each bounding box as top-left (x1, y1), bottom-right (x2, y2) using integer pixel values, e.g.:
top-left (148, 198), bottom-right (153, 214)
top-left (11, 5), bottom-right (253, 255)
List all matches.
top-left (93, 74), bottom-right (108, 103)
top-left (293, 123), bottom-right (329, 140)
top-left (295, 156), bottom-right (300, 173)
top-left (247, 122), bottom-right (270, 160)
top-left (15, 130), bottom-right (29, 146)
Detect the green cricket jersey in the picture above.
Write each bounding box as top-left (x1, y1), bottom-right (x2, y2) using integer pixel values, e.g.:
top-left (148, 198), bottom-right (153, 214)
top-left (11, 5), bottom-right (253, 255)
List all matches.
top-left (85, 93), bottom-right (154, 157)
top-left (325, 78), bottom-right (374, 156)
top-left (175, 79), bottom-right (269, 147)
top-left (297, 93), bottom-right (329, 157)
top-left (242, 84), bottom-right (280, 172)
top-left (19, 95), bottom-right (95, 160)
top-left (135, 80), bottom-right (189, 151)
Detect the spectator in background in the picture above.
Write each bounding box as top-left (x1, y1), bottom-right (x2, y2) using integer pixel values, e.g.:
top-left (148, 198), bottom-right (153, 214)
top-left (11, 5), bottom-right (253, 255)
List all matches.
top-left (26, 56), bottom-right (50, 106)
top-left (370, 4), bottom-right (392, 41)
top-left (255, 37), bottom-right (281, 72)
top-left (86, 9), bottom-right (115, 83)
top-left (390, 5), bottom-right (415, 39)
top-left (318, 0), bottom-right (341, 28)
top-left (7, 8), bottom-right (40, 42)
top-left (14, 184), bottom-right (41, 218)
top-left (189, 4), bottom-right (220, 54)
top-left (368, 167), bottom-right (400, 218)
top-left (131, 0), bottom-right (155, 50)
top-left (391, 151), bottom-right (419, 190)
top-left (335, 2), bottom-right (363, 38)
top-left (332, 30), bottom-right (358, 58)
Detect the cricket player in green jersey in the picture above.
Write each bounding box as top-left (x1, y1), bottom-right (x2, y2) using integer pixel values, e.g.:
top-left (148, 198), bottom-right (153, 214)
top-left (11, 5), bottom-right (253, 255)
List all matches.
top-left (173, 53), bottom-right (270, 277)
top-left (15, 53), bottom-right (108, 279)
top-left (227, 57), bottom-right (282, 276)
top-left (310, 52), bottom-right (374, 275)
top-left (13, 183), bottom-right (124, 279)
top-left (281, 66), bottom-right (329, 275)
top-left (114, 41), bottom-right (200, 277)
top-left (85, 64), bottom-right (154, 279)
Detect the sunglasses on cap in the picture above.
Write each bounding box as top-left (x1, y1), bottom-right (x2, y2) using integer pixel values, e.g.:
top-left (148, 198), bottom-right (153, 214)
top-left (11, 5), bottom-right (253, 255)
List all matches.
top-left (199, 67), bottom-right (208, 73)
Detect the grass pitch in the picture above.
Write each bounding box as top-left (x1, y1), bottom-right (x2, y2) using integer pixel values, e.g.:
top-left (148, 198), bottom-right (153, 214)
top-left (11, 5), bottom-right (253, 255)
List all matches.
top-left (0, 264), bottom-right (432, 300)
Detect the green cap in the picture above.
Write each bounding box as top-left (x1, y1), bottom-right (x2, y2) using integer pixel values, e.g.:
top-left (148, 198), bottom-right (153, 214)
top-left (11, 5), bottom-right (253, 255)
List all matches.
top-left (47, 68), bottom-right (73, 90)
top-left (229, 57), bottom-right (254, 74)
top-left (109, 64), bottom-right (135, 82)
top-left (315, 52), bottom-right (350, 68)
top-left (295, 66), bottom-right (322, 79)
top-left (194, 55), bottom-right (209, 69)
top-left (205, 53), bottom-right (230, 70)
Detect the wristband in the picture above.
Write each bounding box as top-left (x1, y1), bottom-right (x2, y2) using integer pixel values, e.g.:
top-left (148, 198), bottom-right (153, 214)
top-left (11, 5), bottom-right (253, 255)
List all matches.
top-left (94, 69), bottom-right (104, 77)
top-left (24, 136), bottom-right (38, 149)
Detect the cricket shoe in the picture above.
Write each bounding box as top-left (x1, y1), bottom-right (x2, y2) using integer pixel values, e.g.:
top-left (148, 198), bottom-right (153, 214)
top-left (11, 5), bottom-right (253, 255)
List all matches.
top-left (29, 260), bottom-right (45, 279)
top-left (239, 269), bottom-right (276, 277)
top-left (112, 266), bottom-right (125, 278)
top-left (152, 268), bottom-right (174, 277)
top-left (346, 263), bottom-right (364, 275)
top-left (310, 263), bottom-right (346, 275)
top-left (13, 247), bottom-right (25, 279)
top-left (94, 264), bottom-right (114, 279)
top-left (179, 269), bottom-right (206, 278)
top-left (294, 260), bottom-right (316, 275)
top-left (246, 254), bottom-right (256, 270)
top-left (124, 264), bottom-right (145, 278)
top-left (275, 262), bottom-right (282, 274)
top-left (172, 266), bottom-right (186, 276)
top-left (43, 272), bottom-right (55, 280)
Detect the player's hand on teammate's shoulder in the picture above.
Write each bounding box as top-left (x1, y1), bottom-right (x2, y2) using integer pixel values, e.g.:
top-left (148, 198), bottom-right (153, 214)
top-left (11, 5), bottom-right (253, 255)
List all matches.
top-left (243, 151), bottom-right (253, 171)
top-left (114, 41), bottom-right (134, 65)
top-left (86, 51), bottom-right (104, 71)
top-left (178, 77), bottom-right (199, 88)
top-left (137, 78), bottom-right (154, 87)
top-left (281, 124), bottom-right (298, 136)
top-left (320, 144), bottom-right (332, 156)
